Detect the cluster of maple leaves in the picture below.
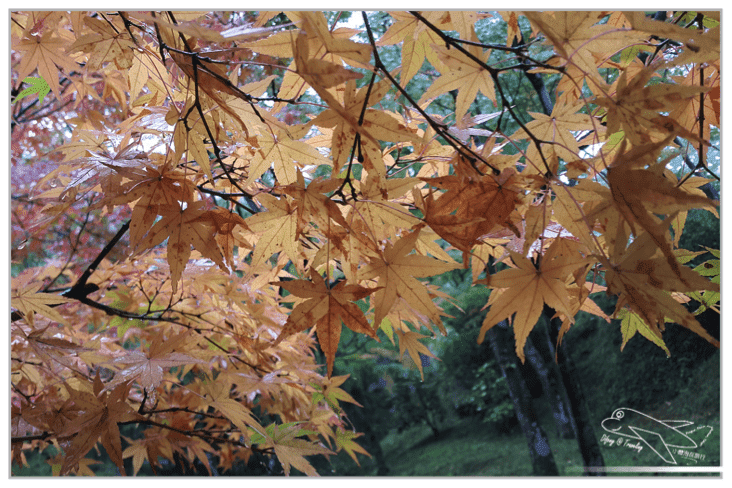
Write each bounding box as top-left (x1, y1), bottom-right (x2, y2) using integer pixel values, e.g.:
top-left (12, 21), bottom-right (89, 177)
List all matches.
top-left (11, 10), bottom-right (720, 476)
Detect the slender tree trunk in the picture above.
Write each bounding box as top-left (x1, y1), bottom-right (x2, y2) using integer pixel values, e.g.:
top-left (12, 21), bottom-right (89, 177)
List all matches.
top-left (359, 416), bottom-right (390, 475)
top-left (525, 324), bottom-right (575, 439)
top-left (414, 385), bottom-right (441, 437)
top-left (486, 319), bottom-right (559, 476)
top-left (543, 307), bottom-right (606, 476)
top-left (347, 379), bottom-right (391, 476)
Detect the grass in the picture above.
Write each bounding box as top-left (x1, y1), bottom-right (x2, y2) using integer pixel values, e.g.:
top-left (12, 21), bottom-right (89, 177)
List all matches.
top-left (328, 385), bottom-right (720, 477)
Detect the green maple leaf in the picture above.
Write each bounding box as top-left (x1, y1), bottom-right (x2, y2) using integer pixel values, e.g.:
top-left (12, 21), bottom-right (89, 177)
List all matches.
top-left (15, 76), bottom-right (51, 104)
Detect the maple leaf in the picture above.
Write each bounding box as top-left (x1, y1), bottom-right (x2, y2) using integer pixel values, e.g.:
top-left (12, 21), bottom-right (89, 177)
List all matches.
top-left (292, 30), bottom-right (381, 157)
top-left (686, 249), bottom-right (720, 316)
top-left (100, 160), bottom-right (196, 249)
top-left (264, 423), bottom-right (334, 476)
top-left (11, 278), bottom-right (73, 325)
top-left (312, 374), bottom-right (362, 412)
top-left (197, 206), bottom-right (250, 269)
top-left (604, 140), bottom-right (718, 289)
top-left (138, 201), bottom-right (228, 293)
top-left (523, 11), bottom-right (646, 88)
top-left (419, 167), bottom-right (521, 253)
top-left (395, 329), bottom-right (438, 380)
top-left (67, 16), bottom-right (134, 70)
top-left (199, 379), bottom-right (265, 441)
top-left (310, 78), bottom-right (419, 175)
top-left (128, 46), bottom-right (172, 101)
top-left (122, 438), bottom-right (153, 476)
top-left (595, 67), bottom-right (710, 146)
top-left (281, 170), bottom-right (349, 231)
top-left (619, 308), bottom-right (670, 357)
top-left (14, 76), bottom-right (51, 104)
top-left (245, 131), bottom-right (331, 187)
top-left (624, 11), bottom-right (720, 67)
top-left (477, 239), bottom-right (590, 362)
top-left (111, 331), bottom-right (206, 390)
top-left (14, 30), bottom-right (78, 99)
top-left (294, 11), bottom-right (372, 66)
top-left (335, 428), bottom-right (371, 465)
top-left (59, 375), bottom-right (142, 475)
top-left (245, 193), bottom-right (301, 269)
top-left (9, 10), bottom-right (721, 477)
top-left (512, 102), bottom-right (601, 162)
top-left (358, 228), bottom-right (460, 332)
top-left (273, 270), bottom-right (379, 377)
top-left (378, 11), bottom-right (450, 86)
top-left (418, 44), bottom-right (496, 122)
top-left (598, 229), bottom-right (719, 348)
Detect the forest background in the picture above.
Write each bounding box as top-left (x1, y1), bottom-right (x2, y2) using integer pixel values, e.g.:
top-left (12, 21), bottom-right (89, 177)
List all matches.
top-left (6, 3), bottom-right (725, 478)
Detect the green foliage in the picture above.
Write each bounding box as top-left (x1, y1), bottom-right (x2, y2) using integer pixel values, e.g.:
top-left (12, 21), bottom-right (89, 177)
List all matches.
top-left (467, 362), bottom-right (515, 427)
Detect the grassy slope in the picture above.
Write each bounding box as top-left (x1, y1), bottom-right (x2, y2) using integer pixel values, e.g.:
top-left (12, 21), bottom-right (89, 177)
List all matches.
top-left (326, 350), bottom-right (720, 477)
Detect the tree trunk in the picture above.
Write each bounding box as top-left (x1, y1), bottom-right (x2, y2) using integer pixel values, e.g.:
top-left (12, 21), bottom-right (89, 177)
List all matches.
top-left (525, 324), bottom-right (576, 439)
top-left (414, 385), bottom-right (441, 437)
top-left (544, 307), bottom-right (606, 475)
top-left (347, 379), bottom-right (391, 476)
top-left (359, 415), bottom-right (391, 475)
top-left (485, 319), bottom-right (559, 476)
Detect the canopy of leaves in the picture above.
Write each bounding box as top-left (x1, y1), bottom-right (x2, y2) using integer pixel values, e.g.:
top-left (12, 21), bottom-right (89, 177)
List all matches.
top-left (11, 10), bottom-right (719, 476)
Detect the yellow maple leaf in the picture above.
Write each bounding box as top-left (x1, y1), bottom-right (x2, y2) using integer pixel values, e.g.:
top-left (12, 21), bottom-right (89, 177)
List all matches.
top-left (200, 379), bottom-right (265, 442)
top-left (418, 44), bottom-right (496, 122)
top-left (245, 131), bottom-right (331, 187)
top-left (378, 11), bottom-right (450, 86)
top-left (267, 424), bottom-right (334, 476)
top-left (335, 428), bottom-right (370, 465)
top-left (524, 11), bottom-right (646, 88)
top-left (67, 16), bottom-right (134, 70)
top-left (11, 281), bottom-right (73, 326)
top-left (245, 193), bottom-right (300, 269)
top-left (595, 67), bottom-right (709, 146)
top-left (512, 102), bottom-right (601, 162)
top-left (358, 229), bottom-right (460, 331)
top-left (618, 308), bottom-right (670, 357)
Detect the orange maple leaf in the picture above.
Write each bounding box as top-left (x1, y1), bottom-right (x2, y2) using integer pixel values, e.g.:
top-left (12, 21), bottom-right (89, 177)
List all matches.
top-left (111, 331), bottom-right (206, 390)
top-left (59, 375), bottom-right (142, 475)
top-left (138, 201), bottom-right (228, 293)
top-left (477, 239), bottom-right (590, 362)
top-left (395, 329), bottom-right (438, 380)
top-left (273, 270), bottom-right (379, 377)
top-left (14, 30), bottom-right (79, 99)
